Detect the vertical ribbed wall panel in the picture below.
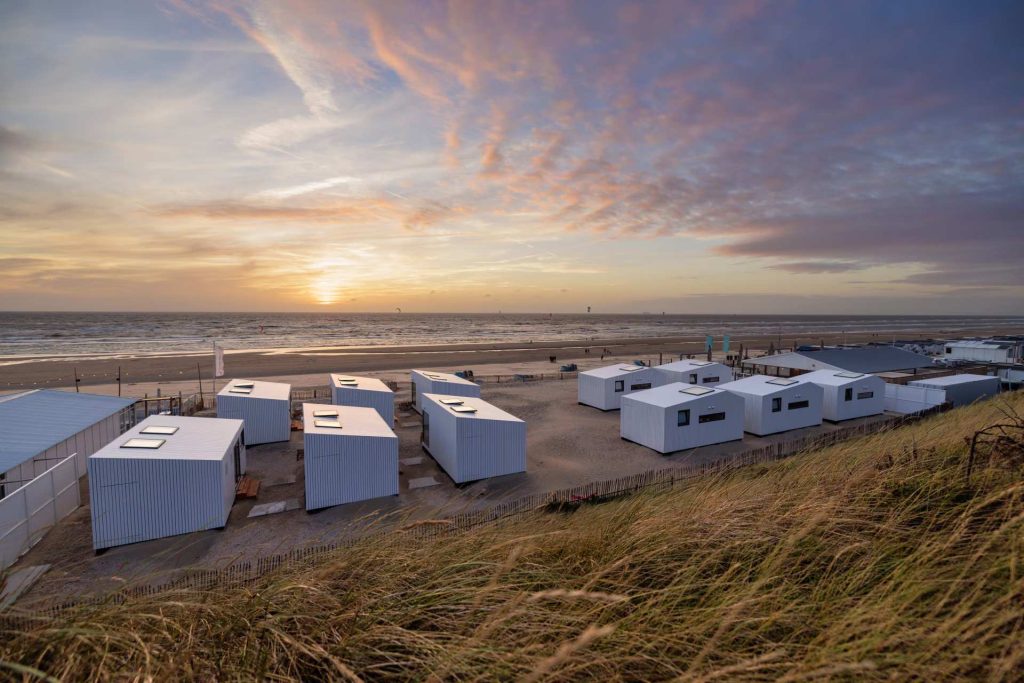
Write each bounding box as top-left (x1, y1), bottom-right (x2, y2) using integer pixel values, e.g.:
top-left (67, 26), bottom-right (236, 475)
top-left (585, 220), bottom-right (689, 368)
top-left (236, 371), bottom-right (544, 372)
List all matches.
top-left (217, 395), bottom-right (290, 445)
top-left (303, 432), bottom-right (398, 510)
top-left (88, 448), bottom-right (234, 550)
top-left (331, 387), bottom-right (395, 425)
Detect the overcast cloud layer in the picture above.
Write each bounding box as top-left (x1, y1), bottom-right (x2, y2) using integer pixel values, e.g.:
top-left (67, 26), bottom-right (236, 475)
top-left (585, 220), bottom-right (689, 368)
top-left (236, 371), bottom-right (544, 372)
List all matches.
top-left (0, 0), bottom-right (1021, 312)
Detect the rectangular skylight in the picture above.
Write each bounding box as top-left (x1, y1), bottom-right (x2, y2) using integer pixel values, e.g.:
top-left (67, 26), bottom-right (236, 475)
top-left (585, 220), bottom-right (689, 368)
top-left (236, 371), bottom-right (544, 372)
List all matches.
top-left (314, 419), bottom-right (342, 429)
top-left (689, 361), bottom-right (712, 366)
top-left (834, 371), bottom-right (865, 378)
top-left (439, 398), bottom-right (464, 405)
top-left (233, 381), bottom-right (255, 388)
top-left (229, 387), bottom-right (252, 394)
top-left (767, 378), bottom-right (798, 386)
top-left (451, 405), bottom-right (477, 413)
top-left (335, 376), bottom-right (358, 384)
top-left (312, 409), bottom-right (338, 418)
top-left (681, 386), bottom-right (715, 396)
top-left (140, 425), bottom-right (179, 435)
top-left (121, 438), bottom-right (165, 449)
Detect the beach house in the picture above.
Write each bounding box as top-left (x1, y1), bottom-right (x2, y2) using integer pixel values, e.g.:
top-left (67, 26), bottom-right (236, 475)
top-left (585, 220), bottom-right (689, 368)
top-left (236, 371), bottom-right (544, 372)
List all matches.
top-left (717, 375), bottom-right (824, 436)
top-left (577, 364), bottom-right (662, 411)
top-left (216, 379), bottom-right (291, 445)
top-left (621, 384), bottom-right (744, 454)
top-left (330, 374), bottom-right (395, 425)
top-left (410, 370), bottom-right (480, 414)
top-left (302, 403), bottom-right (399, 511)
top-left (800, 370), bottom-right (886, 422)
top-left (88, 415), bottom-right (245, 550)
top-left (652, 359), bottom-right (734, 387)
top-left (419, 394), bottom-right (526, 484)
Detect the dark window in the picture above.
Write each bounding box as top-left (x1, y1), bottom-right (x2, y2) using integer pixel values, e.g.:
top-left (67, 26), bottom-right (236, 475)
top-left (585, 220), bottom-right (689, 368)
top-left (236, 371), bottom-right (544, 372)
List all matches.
top-left (411, 381), bottom-right (417, 405)
top-left (703, 376), bottom-right (719, 384)
top-left (677, 409), bottom-right (690, 426)
top-left (771, 397), bottom-right (782, 412)
top-left (699, 412), bottom-right (726, 423)
top-left (857, 391), bottom-right (874, 400)
top-left (421, 411), bottom-right (430, 447)
top-left (630, 382), bottom-right (652, 391)
top-left (945, 347), bottom-right (952, 354)
top-left (844, 387), bottom-right (853, 402)
top-left (788, 400), bottom-right (809, 410)
top-left (689, 373), bottom-right (698, 384)
top-left (614, 380), bottom-right (624, 393)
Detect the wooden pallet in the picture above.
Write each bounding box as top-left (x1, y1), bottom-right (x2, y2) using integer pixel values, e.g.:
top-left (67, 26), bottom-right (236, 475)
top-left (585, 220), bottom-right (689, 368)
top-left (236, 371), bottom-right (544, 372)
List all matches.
top-left (236, 476), bottom-right (261, 499)
top-left (290, 418), bottom-right (303, 431)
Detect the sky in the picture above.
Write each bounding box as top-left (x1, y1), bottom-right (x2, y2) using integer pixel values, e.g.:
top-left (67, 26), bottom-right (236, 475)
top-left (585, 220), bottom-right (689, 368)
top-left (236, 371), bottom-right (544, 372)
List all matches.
top-left (0, 0), bottom-right (1021, 314)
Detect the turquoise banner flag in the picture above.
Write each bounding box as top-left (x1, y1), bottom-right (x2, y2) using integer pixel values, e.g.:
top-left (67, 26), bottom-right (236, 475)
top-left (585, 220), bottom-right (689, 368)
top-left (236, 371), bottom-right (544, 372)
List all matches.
top-left (705, 335), bottom-right (713, 351)
top-left (722, 335), bottom-right (730, 353)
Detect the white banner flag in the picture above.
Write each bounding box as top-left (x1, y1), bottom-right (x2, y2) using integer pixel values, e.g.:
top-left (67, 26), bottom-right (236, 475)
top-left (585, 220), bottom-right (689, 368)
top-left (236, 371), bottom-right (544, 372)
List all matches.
top-left (214, 344), bottom-right (224, 378)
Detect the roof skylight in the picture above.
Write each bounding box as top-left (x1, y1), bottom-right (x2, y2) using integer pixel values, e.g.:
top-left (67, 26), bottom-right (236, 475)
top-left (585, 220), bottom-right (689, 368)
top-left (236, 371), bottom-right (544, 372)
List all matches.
top-left (314, 419), bottom-right (342, 429)
top-left (681, 386), bottom-right (715, 396)
top-left (140, 425), bottom-right (179, 435)
top-left (767, 378), bottom-right (798, 386)
top-left (121, 438), bottom-right (165, 449)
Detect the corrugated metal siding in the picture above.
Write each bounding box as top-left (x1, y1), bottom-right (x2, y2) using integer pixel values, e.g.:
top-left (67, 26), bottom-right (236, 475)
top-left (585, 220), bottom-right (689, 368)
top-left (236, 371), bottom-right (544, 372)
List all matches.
top-left (89, 456), bottom-right (232, 550)
top-left (815, 377), bottom-right (885, 421)
top-left (304, 432), bottom-right (398, 510)
top-left (421, 398), bottom-right (525, 483)
top-left (578, 368), bottom-right (661, 410)
top-left (622, 393), bottom-right (743, 454)
top-left (0, 391), bottom-right (135, 473)
top-left (654, 364), bottom-right (734, 387)
top-left (217, 395), bottom-right (290, 445)
top-left (725, 384), bottom-right (823, 436)
top-left (909, 376), bottom-right (999, 407)
top-left (331, 387), bottom-right (395, 425)
top-left (411, 372), bottom-right (480, 413)
top-left (620, 396), bottom-right (666, 452)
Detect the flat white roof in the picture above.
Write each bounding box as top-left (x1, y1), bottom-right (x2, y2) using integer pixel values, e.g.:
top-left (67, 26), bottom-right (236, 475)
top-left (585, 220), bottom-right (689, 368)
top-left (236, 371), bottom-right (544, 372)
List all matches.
top-left (302, 403), bottom-right (394, 437)
top-left (217, 379), bottom-right (291, 400)
top-left (717, 375), bottom-right (812, 396)
top-left (580, 364), bottom-right (651, 380)
top-left (911, 373), bottom-right (998, 386)
top-left (655, 359), bottom-right (725, 372)
top-left (422, 393), bottom-right (523, 422)
top-left (330, 374), bottom-right (391, 393)
top-left (412, 369), bottom-right (478, 386)
top-left (625, 383), bottom-right (730, 408)
top-left (91, 415), bottom-right (243, 461)
top-left (799, 369), bottom-right (876, 386)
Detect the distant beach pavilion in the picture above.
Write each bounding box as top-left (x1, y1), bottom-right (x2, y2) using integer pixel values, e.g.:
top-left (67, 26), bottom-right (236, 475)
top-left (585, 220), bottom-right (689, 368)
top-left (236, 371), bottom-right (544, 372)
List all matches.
top-left (216, 379), bottom-right (291, 445)
top-left (419, 394), bottom-right (526, 484)
top-left (88, 415), bottom-right (245, 551)
top-left (302, 403), bottom-right (399, 511)
top-left (621, 384), bottom-right (744, 454)
top-left (717, 375), bottom-right (824, 436)
top-left (577, 364), bottom-right (662, 411)
top-left (653, 359), bottom-right (734, 387)
top-left (409, 370), bottom-right (480, 414)
top-left (330, 374), bottom-right (395, 425)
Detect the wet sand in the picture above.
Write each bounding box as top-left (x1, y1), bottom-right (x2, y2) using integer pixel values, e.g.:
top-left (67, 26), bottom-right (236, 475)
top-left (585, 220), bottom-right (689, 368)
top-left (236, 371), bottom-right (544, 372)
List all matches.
top-left (1, 325), bottom-right (1020, 394)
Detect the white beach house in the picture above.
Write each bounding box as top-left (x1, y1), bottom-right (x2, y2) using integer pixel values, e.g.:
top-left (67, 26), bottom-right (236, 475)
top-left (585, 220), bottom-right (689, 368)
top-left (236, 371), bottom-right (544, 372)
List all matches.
top-left (216, 379), bottom-right (291, 445)
top-left (577, 364), bottom-right (661, 411)
top-left (800, 370), bottom-right (886, 422)
top-left (302, 403), bottom-right (399, 511)
top-left (717, 375), bottom-right (824, 436)
top-left (410, 370), bottom-right (480, 414)
top-left (419, 394), bottom-right (526, 484)
top-left (621, 384), bottom-right (744, 454)
top-left (88, 415), bottom-right (245, 550)
top-left (908, 374), bottom-right (999, 407)
top-left (330, 374), bottom-right (395, 425)
top-left (653, 359), bottom-right (734, 387)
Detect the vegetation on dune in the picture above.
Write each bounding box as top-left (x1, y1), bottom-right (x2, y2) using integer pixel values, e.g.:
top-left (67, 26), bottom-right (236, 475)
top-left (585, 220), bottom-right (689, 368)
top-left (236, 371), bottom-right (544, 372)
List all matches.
top-left (3, 395), bottom-right (1023, 681)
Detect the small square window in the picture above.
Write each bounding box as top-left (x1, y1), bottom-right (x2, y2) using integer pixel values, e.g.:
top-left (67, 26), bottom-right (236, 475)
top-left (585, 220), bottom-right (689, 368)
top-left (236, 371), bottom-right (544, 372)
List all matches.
top-left (677, 409), bottom-right (690, 426)
top-left (771, 397), bottom-right (782, 412)
top-left (614, 380), bottom-right (624, 393)
top-left (844, 388), bottom-right (853, 402)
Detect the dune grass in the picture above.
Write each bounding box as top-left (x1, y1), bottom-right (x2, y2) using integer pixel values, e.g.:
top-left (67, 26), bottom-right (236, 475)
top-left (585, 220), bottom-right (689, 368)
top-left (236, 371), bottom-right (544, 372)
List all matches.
top-left (3, 394), bottom-right (1023, 681)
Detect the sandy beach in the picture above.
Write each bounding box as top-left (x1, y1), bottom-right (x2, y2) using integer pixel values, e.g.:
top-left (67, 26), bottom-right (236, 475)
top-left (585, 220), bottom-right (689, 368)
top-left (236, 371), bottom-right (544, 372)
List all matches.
top-left (3, 324), bottom-right (1021, 396)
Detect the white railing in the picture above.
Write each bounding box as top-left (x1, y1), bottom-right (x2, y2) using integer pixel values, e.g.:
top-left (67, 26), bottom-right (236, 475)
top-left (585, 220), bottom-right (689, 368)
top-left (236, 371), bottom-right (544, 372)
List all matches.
top-left (0, 453), bottom-right (81, 571)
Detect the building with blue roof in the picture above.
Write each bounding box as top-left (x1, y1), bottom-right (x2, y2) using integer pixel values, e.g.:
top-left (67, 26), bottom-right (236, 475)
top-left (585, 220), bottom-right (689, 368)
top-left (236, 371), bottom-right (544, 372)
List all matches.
top-left (0, 389), bottom-right (136, 497)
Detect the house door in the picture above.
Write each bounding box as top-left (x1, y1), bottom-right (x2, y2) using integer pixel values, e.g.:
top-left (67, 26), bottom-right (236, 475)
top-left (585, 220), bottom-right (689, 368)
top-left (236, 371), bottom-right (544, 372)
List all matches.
top-left (233, 439), bottom-right (242, 481)
top-left (421, 411), bottom-right (430, 447)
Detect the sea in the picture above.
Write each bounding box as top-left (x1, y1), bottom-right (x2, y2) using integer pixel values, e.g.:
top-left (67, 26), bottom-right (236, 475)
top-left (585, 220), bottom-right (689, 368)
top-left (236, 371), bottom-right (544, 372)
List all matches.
top-left (1, 312), bottom-right (1022, 359)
